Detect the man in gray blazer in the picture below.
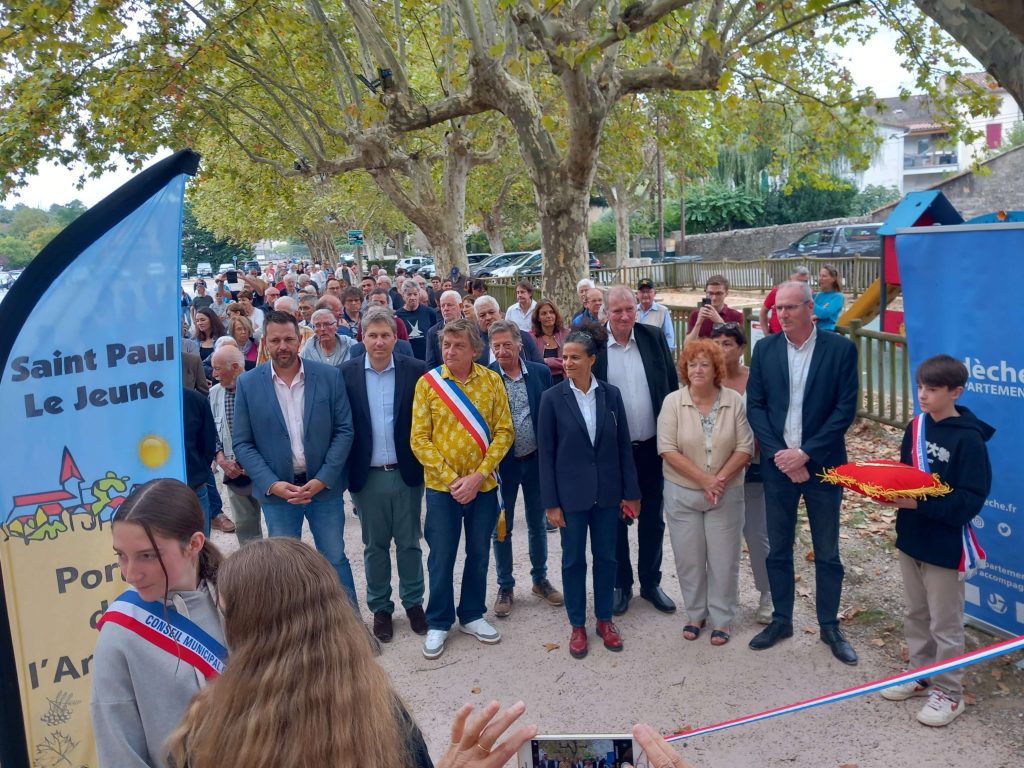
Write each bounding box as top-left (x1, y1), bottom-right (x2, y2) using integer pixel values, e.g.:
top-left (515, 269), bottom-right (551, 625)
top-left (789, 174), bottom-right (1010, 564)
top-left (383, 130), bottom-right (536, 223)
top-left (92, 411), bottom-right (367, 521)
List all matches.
top-left (232, 310), bottom-right (357, 604)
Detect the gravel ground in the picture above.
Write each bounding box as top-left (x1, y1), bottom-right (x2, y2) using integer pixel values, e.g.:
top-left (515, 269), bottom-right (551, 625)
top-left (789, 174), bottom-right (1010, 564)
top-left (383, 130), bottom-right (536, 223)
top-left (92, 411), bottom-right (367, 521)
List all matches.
top-left (209, 419), bottom-right (1023, 768)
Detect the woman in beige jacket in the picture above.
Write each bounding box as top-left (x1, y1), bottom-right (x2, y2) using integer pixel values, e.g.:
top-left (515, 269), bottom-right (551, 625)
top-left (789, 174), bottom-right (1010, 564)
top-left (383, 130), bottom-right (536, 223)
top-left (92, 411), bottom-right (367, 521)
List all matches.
top-left (657, 339), bottom-right (753, 646)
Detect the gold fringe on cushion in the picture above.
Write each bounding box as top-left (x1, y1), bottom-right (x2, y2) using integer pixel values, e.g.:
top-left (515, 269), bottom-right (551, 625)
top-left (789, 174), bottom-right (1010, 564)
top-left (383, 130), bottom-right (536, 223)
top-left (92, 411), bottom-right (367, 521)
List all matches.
top-left (819, 464), bottom-right (953, 501)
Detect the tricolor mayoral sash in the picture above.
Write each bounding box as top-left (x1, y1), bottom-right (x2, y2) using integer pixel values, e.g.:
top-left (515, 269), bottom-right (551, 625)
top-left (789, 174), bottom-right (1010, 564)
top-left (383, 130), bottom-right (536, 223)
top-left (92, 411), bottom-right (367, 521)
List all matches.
top-left (422, 366), bottom-right (507, 538)
top-left (96, 590), bottom-right (227, 678)
top-left (910, 414), bottom-right (986, 581)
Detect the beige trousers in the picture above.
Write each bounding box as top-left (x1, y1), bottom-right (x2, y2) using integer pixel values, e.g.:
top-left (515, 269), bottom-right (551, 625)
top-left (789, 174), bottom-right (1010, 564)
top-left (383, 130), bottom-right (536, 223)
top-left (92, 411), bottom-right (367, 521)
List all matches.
top-left (664, 481), bottom-right (744, 629)
top-left (898, 551), bottom-right (966, 698)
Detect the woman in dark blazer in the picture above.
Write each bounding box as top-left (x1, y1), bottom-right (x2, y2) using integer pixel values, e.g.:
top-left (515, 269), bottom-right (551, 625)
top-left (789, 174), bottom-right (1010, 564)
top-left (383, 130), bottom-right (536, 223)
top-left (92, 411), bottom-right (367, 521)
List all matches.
top-left (538, 325), bottom-right (640, 661)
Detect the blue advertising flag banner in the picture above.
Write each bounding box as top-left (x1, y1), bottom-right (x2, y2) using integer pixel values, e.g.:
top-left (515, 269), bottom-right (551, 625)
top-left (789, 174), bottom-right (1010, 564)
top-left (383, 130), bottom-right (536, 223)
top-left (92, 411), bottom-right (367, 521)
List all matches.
top-left (0, 149), bottom-right (200, 768)
top-left (897, 223), bottom-right (1024, 638)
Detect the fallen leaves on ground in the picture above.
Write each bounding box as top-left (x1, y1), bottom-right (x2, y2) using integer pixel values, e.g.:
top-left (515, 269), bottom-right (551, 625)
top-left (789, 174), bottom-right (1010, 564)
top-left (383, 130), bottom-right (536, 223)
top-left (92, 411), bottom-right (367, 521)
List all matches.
top-left (471, 687), bottom-right (481, 694)
top-left (870, 638), bottom-right (886, 647)
top-left (839, 606), bottom-right (863, 623)
top-left (543, 642), bottom-right (560, 652)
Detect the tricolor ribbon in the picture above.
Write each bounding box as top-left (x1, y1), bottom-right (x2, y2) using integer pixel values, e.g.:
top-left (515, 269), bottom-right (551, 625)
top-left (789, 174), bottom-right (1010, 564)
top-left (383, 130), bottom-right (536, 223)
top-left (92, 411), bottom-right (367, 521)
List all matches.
top-left (666, 633), bottom-right (1024, 742)
top-left (97, 589), bottom-right (227, 679)
top-left (423, 366), bottom-right (507, 537)
top-left (910, 413), bottom-right (986, 580)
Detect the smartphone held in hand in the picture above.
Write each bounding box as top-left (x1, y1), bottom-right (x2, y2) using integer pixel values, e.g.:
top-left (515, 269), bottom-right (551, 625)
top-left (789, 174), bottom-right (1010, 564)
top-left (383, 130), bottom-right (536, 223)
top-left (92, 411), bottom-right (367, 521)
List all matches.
top-left (518, 735), bottom-right (647, 768)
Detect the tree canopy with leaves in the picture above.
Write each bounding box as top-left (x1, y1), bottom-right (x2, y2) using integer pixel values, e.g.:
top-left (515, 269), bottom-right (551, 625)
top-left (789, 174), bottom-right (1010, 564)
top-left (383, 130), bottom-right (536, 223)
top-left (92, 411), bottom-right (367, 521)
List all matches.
top-left (0, 0), bottom-right (999, 309)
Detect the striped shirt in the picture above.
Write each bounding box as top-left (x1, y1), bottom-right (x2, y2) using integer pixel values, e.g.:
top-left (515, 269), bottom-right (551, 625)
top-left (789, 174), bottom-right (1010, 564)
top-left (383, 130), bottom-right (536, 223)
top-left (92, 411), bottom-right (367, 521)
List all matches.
top-left (411, 363), bottom-right (514, 492)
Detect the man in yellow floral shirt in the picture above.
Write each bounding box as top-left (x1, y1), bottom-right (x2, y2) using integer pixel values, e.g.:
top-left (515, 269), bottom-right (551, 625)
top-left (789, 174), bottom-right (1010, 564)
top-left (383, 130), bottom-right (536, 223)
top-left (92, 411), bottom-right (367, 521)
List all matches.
top-left (411, 318), bottom-right (514, 659)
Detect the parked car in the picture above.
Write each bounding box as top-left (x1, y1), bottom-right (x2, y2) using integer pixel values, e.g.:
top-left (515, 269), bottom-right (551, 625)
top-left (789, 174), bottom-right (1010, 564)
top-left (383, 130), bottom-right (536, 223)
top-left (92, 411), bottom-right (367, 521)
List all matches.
top-left (467, 252), bottom-right (492, 265)
top-left (242, 259), bottom-right (261, 275)
top-left (196, 262), bottom-right (213, 277)
top-left (218, 262), bottom-right (235, 274)
top-left (396, 256), bottom-right (432, 273)
top-left (769, 223), bottom-right (882, 259)
top-left (517, 251), bottom-right (600, 279)
top-left (490, 250), bottom-right (542, 278)
top-left (472, 251), bottom-right (533, 277)
top-left (0, 271), bottom-right (13, 289)
top-left (417, 261), bottom-right (437, 278)
top-left (180, 264), bottom-right (189, 279)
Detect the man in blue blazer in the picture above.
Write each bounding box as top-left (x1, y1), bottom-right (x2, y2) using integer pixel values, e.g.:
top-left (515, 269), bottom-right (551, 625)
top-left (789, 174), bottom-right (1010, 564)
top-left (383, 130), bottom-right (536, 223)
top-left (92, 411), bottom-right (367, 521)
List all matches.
top-left (232, 310), bottom-right (357, 605)
top-left (746, 281), bottom-right (859, 665)
top-left (486, 320), bottom-right (562, 618)
top-left (341, 307), bottom-right (429, 643)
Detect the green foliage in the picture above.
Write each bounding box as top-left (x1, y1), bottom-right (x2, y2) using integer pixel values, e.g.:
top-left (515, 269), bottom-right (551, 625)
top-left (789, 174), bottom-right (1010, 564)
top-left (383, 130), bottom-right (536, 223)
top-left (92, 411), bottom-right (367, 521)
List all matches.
top-left (849, 185), bottom-right (901, 215)
top-left (181, 204), bottom-right (251, 269)
top-left (684, 183), bottom-right (765, 234)
top-left (587, 214), bottom-right (617, 254)
top-left (760, 180), bottom-right (857, 225)
top-left (0, 201), bottom-right (86, 267)
top-left (1006, 121), bottom-right (1024, 148)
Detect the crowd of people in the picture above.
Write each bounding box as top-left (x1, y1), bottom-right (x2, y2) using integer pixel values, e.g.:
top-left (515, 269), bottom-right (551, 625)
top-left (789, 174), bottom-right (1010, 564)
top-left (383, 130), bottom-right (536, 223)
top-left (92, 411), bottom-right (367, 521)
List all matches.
top-left (90, 256), bottom-right (989, 766)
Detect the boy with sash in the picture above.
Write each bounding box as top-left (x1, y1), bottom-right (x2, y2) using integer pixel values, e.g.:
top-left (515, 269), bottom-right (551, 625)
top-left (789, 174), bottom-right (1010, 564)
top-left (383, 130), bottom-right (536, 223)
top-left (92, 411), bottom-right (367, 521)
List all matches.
top-left (881, 354), bottom-right (993, 726)
top-left (411, 318), bottom-right (514, 659)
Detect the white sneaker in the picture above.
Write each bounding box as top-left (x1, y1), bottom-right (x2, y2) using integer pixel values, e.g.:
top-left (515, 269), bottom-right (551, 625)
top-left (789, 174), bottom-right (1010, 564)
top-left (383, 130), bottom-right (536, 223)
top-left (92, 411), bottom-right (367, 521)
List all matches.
top-left (880, 679), bottom-right (930, 701)
top-left (756, 592), bottom-right (774, 625)
top-left (459, 618), bottom-right (501, 644)
top-left (422, 629), bottom-right (449, 659)
top-left (916, 688), bottom-right (964, 727)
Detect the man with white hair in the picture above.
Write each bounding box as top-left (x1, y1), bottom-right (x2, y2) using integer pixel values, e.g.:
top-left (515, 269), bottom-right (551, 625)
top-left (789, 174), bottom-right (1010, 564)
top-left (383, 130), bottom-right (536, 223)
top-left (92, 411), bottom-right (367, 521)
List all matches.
top-left (210, 345), bottom-right (264, 544)
top-left (593, 284), bottom-right (679, 616)
top-left (376, 273), bottom-right (402, 310)
top-left (574, 278), bottom-right (595, 318)
top-left (256, 296), bottom-right (315, 364)
top-left (300, 308), bottom-right (356, 368)
top-left (396, 280), bottom-right (438, 360)
top-left (473, 295), bottom-right (543, 365)
top-left (426, 289), bottom-right (464, 368)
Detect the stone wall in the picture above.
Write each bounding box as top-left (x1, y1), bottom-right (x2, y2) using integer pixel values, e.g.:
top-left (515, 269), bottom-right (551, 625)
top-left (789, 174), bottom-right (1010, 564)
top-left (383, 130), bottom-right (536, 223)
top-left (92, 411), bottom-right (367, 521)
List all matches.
top-left (670, 215), bottom-right (871, 262)
top-left (870, 145), bottom-right (1024, 221)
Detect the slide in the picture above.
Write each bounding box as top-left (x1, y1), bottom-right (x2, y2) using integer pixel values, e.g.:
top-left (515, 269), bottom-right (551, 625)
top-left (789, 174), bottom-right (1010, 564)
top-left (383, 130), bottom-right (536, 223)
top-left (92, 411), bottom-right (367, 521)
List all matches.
top-left (839, 278), bottom-right (900, 327)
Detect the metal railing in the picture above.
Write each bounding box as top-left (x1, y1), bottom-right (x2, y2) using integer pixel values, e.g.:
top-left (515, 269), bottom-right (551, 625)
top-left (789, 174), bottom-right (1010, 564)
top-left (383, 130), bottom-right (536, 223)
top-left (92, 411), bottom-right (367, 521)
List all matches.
top-left (667, 308), bottom-right (910, 428)
top-left (483, 255), bottom-right (879, 299)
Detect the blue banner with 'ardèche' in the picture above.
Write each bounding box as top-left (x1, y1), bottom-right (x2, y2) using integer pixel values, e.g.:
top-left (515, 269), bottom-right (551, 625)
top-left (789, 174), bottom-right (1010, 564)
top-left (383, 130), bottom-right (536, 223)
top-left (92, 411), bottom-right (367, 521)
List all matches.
top-left (897, 223), bottom-right (1024, 638)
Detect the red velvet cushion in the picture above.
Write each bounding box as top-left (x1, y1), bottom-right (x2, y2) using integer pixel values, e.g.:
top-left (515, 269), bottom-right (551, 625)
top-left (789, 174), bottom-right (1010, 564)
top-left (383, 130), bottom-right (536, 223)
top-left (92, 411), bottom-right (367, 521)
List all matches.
top-left (820, 460), bottom-right (952, 500)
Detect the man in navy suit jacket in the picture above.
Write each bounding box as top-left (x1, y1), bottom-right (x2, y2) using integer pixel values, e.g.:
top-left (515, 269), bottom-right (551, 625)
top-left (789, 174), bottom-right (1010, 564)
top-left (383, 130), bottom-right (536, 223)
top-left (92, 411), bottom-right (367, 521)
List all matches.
top-left (486, 321), bottom-right (562, 618)
top-left (341, 307), bottom-right (429, 643)
top-left (593, 285), bottom-right (679, 616)
top-left (232, 310), bottom-right (357, 605)
top-left (746, 281), bottom-right (859, 665)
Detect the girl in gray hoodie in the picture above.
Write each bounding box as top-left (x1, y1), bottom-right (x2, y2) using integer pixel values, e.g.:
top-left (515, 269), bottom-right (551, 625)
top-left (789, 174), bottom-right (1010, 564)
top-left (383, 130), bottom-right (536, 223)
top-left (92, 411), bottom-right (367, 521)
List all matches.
top-left (91, 478), bottom-right (225, 768)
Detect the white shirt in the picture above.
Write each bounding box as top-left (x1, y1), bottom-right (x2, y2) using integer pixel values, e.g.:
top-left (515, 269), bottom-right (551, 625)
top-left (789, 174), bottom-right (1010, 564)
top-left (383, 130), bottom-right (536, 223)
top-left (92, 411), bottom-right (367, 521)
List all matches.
top-left (505, 300), bottom-right (537, 333)
top-left (272, 360), bottom-right (307, 473)
top-left (605, 326), bottom-right (656, 442)
top-left (783, 326), bottom-right (817, 449)
top-left (569, 375), bottom-right (599, 445)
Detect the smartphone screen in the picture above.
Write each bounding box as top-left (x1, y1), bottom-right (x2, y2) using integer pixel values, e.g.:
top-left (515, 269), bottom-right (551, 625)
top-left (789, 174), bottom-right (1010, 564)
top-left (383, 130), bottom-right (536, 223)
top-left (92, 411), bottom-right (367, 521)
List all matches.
top-left (517, 735), bottom-right (647, 768)
top-left (225, 269), bottom-right (241, 292)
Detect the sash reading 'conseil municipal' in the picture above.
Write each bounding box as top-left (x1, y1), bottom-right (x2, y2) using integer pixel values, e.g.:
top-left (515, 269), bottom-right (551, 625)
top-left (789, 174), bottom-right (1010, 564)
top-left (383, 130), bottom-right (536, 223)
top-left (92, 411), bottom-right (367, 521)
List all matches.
top-left (96, 590), bottom-right (227, 678)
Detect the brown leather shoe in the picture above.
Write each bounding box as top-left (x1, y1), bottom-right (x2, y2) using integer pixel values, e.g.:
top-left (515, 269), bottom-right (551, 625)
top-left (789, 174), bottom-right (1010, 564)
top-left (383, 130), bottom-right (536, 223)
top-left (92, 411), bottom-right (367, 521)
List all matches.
top-left (211, 514), bottom-right (236, 533)
top-left (373, 611), bottom-right (393, 643)
top-left (531, 579), bottom-right (564, 606)
top-left (493, 587), bottom-right (514, 618)
top-left (569, 626), bottom-right (588, 659)
top-left (406, 605), bottom-right (428, 636)
top-left (596, 619), bottom-right (623, 652)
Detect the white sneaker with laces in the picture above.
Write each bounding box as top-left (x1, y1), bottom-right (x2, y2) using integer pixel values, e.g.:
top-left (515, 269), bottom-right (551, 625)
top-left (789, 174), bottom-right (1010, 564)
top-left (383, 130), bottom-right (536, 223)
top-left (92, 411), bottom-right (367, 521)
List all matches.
top-left (881, 680), bottom-right (930, 701)
top-left (459, 618), bottom-right (501, 644)
top-left (755, 592), bottom-right (774, 625)
top-left (422, 629), bottom-right (449, 660)
top-left (916, 688), bottom-right (964, 727)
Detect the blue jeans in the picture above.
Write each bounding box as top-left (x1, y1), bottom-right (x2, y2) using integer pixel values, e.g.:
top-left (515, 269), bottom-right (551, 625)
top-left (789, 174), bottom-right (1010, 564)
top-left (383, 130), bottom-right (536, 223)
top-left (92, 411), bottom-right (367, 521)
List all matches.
top-left (424, 488), bottom-right (498, 631)
top-left (762, 466), bottom-right (844, 628)
top-left (492, 455), bottom-right (548, 589)
top-left (204, 470), bottom-right (223, 517)
top-left (193, 484), bottom-right (212, 537)
top-left (262, 495), bottom-right (358, 609)
top-left (561, 505), bottom-right (618, 627)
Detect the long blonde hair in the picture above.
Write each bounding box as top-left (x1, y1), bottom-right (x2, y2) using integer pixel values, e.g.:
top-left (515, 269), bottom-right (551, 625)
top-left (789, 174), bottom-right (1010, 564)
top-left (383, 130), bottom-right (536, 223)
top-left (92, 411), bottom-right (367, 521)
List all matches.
top-left (167, 539), bottom-right (411, 768)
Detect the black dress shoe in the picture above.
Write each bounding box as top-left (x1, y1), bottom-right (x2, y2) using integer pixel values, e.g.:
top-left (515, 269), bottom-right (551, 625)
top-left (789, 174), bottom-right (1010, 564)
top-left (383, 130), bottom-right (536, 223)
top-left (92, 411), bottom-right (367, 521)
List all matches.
top-left (639, 586), bottom-right (677, 613)
top-left (612, 587), bottom-right (632, 616)
top-left (748, 620), bottom-right (794, 650)
top-left (821, 626), bottom-right (858, 665)
top-left (373, 611), bottom-right (394, 643)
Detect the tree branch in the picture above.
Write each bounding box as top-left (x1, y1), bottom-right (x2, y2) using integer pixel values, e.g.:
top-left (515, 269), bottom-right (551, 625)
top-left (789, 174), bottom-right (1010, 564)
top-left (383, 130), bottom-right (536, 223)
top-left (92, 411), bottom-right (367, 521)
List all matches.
top-left (619, 61), bottom-right (722, 96)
